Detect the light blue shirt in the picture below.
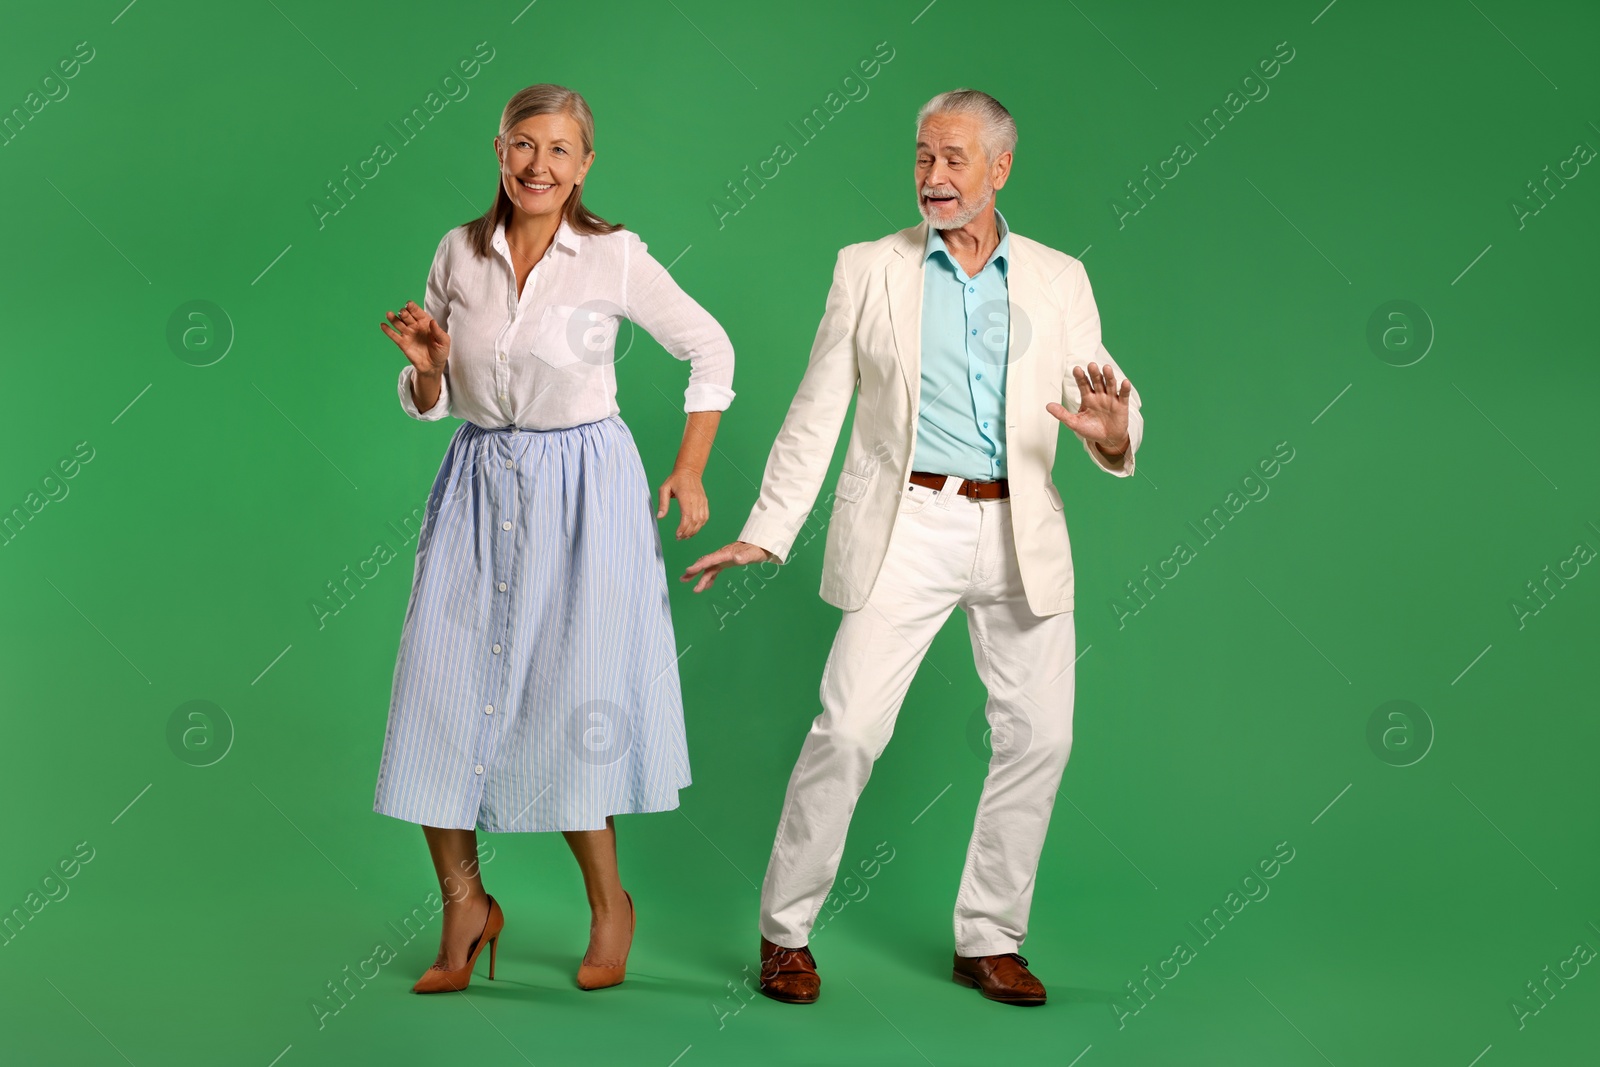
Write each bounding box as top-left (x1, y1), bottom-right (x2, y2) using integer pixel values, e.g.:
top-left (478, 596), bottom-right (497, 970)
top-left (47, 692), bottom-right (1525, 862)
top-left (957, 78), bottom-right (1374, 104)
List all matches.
top-left (913, 209), bottom-right (1011, 481)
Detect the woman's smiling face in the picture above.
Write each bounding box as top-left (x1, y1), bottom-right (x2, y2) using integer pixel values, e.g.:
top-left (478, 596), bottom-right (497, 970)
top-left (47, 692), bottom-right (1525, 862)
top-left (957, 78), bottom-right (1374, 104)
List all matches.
top-left (496, 112), bottom-right (594, 219)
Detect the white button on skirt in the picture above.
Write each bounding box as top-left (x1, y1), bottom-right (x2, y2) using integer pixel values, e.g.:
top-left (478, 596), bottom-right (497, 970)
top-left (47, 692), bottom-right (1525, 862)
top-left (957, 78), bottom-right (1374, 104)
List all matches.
top-left (373, 415), bottom-right (691, 832)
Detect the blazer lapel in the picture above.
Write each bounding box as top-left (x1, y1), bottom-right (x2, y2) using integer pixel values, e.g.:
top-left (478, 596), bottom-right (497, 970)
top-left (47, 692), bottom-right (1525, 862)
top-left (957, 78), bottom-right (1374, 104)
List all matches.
top-left (1003, 241), bottom-right (1048, 445)
top-left (884, 223), bottom-right (926, 412)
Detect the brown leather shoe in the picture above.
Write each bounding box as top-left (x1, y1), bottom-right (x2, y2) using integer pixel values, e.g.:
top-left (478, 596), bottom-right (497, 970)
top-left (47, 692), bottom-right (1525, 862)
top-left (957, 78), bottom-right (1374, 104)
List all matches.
top-left (952, 951), bottom-right (1046, 1006)
top-left (758, 935), bottom-right (820, 1004)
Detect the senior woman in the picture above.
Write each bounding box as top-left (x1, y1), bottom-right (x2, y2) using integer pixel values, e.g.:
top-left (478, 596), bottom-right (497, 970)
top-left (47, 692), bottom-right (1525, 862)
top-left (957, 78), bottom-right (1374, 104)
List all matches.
top-left (373, 84), bottom-right (735, 994)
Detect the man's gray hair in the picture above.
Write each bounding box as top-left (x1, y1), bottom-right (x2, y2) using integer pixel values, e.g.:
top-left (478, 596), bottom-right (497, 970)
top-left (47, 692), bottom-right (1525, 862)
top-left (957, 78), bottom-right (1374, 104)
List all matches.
top-left (915, 89), bottom-right (1017, 164)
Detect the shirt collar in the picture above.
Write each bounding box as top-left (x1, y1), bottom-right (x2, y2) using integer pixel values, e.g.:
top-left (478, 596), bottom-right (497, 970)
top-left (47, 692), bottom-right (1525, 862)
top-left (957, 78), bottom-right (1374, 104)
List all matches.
top-left (924, 207), bottom-right (1010, 276)
top-left (493, 215), bottom-right (582, 258)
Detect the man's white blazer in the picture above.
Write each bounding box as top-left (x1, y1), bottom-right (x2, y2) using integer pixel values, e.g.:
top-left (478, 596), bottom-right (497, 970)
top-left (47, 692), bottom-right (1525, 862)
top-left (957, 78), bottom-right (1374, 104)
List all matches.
top-left (738, 219), bottom-right (1143, 617)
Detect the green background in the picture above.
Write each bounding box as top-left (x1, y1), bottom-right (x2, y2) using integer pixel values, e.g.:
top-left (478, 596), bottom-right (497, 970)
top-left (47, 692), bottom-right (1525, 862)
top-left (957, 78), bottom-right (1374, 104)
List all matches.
top-left (2, 0), bottom-right (1597, 1064)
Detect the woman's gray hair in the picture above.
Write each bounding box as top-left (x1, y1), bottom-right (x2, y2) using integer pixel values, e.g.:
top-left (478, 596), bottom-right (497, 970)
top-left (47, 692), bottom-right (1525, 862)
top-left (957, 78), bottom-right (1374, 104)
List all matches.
top-left (915, 89), bottom-right (1017, 164)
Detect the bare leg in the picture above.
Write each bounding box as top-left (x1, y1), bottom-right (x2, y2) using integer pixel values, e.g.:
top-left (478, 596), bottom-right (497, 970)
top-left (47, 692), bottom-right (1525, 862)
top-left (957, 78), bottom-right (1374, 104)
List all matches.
top-left (562, 815), bottom-right (632, 962)
top-left (422, 825), bottom-right (491, 971)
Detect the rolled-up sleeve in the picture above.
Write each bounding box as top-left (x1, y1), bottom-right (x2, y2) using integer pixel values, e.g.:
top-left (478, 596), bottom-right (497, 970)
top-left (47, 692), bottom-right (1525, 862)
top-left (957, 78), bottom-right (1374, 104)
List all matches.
top-left (398, 364), bottom-right (451, 420)
top-left (1063, 260), bottom-right (1142, 478)
top-left (397, 233), bottom-right (454, 422)
top-left (621, 231), bottom-right (736, 413)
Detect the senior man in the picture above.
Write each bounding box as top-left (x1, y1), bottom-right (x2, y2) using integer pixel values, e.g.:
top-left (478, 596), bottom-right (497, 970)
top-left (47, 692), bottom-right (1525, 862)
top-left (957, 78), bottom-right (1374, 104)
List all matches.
top-left (684, 88), bottom-right (1143, 1007)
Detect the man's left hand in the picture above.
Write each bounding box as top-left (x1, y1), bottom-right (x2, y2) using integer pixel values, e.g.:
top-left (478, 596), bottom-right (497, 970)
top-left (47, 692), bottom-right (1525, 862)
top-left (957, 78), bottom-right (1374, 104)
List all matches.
top-left (1046, 361), bottom-right (1132, 456)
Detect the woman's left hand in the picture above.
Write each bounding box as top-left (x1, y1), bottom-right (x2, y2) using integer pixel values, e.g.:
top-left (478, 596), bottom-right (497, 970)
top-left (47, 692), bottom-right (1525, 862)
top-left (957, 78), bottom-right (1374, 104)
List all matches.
top-left (658, 467), bottom-right (709, 540)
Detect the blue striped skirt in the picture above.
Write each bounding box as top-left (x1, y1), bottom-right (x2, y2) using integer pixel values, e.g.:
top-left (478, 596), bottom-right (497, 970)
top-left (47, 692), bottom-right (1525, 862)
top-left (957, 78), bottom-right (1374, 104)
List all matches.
top-left (373, 416), bottom-right (691, 832)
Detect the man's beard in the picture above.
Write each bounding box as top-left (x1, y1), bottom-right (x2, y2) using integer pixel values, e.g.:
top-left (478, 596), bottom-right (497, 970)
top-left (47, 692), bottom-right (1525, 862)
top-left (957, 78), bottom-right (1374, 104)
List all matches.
top-left (920, 180), bottom-right (994, 229)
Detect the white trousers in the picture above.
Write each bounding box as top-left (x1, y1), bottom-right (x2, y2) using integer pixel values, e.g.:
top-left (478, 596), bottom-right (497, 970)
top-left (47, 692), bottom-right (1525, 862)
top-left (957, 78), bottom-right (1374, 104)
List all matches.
top-left (758, 475), bottom-right (1077, 957)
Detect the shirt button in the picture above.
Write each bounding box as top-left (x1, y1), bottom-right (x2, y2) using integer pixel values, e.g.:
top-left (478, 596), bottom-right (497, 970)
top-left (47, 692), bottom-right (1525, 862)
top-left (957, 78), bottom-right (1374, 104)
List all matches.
top-left (484, 704), bottom-right (494, 715)
top-left (971, 328), bottom-right (978, 335)
top-left (492, 643), bottom-right (502, 654)
top-left (505, 459), bottom-right (514, 469)
top-left (498, 353), bottom-right (506, 362)
top-left (975, 373), bottom-right (983, 380)
top-left (983, 421), bottom-right (989, 428)
top-left (474, 763), bottom-right (485, 773)
top-left (498, 581), bottom-right (508, 592)
top-left (501, 520), bottom-right (512, 531)
top-left (968, 286), bottom-right (975, 292)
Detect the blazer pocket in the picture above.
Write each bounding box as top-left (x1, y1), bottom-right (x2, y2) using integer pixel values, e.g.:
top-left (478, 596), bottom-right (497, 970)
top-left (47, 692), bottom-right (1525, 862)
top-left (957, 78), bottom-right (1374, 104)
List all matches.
top-left (530, 304), bottom-right (585, 369)
top-left (1045, 482), bottom-right (1064, 510)
top-left (835, 468), bottom-right (869, 503)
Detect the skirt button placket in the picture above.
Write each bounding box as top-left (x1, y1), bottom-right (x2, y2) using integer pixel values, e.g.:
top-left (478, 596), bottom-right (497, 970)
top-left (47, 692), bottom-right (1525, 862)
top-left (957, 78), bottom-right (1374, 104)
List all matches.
top-left (480, 436), bottom-right (517, 804)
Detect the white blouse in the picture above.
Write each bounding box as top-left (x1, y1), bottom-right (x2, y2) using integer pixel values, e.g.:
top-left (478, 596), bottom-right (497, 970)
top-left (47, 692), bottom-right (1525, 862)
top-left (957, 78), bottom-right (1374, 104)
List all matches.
top-left (397, 217), bottom-right (736, 429)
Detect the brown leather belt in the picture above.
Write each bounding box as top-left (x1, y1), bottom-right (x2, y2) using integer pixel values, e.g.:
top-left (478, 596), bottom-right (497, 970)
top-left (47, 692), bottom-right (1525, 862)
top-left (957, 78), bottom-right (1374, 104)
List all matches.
top-left (908, 470), bottom-right (1010, 499)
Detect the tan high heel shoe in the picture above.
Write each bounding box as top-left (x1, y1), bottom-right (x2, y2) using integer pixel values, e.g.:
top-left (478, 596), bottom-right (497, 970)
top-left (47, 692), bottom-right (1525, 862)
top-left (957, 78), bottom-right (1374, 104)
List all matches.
top-left (575, 889), bottom-right (634, 990)
top-left (412, 894), bottom-right (504, 994)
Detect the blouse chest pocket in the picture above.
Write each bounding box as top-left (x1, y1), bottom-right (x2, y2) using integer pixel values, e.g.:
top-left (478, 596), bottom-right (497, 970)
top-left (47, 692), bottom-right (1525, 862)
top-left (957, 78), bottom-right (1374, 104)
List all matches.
top-left (530, 303), bottom-right (617, 369)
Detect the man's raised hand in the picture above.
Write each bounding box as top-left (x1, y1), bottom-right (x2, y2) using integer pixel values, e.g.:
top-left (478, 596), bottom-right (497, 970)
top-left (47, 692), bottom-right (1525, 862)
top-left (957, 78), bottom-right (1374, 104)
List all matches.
top-left (1046, 361), bottom-right (1131, 454)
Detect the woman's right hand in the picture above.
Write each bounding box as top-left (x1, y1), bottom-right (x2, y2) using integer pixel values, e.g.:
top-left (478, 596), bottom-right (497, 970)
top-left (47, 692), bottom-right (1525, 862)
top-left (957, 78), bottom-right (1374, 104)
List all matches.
top-left (380, 300), bottom-right (451, 375)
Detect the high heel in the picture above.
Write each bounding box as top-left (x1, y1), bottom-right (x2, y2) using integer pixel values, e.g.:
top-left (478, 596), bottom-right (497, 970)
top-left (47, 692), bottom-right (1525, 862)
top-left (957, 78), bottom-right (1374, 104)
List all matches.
top-left (575, 889), bottom-right (634, 990)
top-left (412, 894), bottom-right (504, 994)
